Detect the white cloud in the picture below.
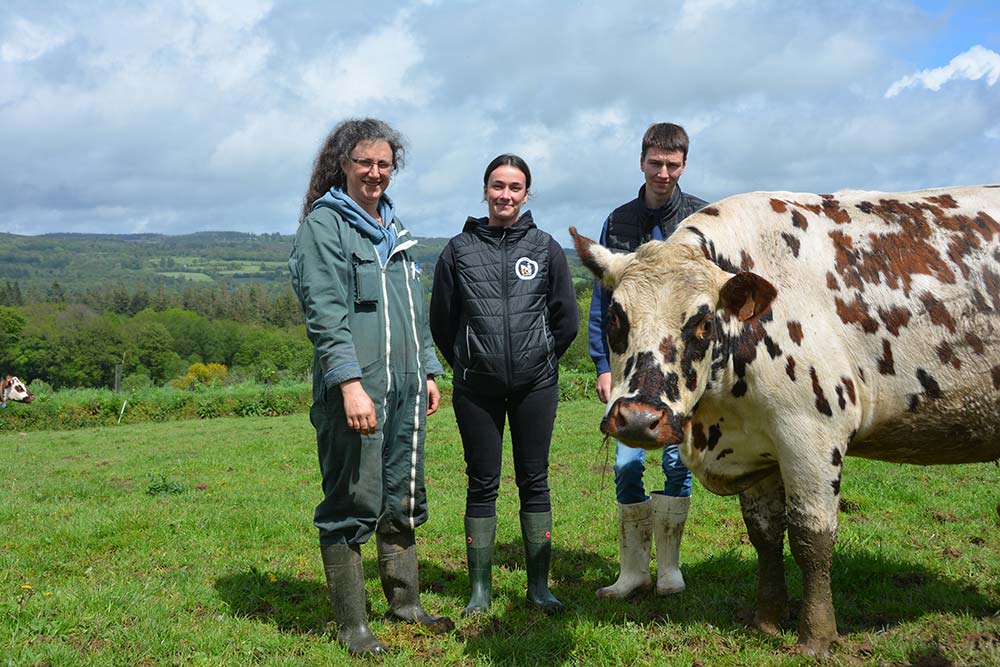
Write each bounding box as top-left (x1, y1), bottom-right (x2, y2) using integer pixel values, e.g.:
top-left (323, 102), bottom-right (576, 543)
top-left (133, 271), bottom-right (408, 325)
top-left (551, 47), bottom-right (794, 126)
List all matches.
top-left (679, 0), bottom-right (744, 31)
top-left (300, 16), bottom-right (434, 114)
top-left (0, 18), bottom-right (66, 63)
top-left (885, 45), bottom-right (1000, 98)
top-left (1, 1), bottom-right (999, 238)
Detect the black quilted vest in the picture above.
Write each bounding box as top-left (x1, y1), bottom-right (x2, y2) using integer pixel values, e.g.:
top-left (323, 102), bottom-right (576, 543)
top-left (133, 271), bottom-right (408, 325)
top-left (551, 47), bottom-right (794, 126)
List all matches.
top-left (449, 212), bottom-right (556, 393)
top-left (604, 185), bottom-right (708, 253)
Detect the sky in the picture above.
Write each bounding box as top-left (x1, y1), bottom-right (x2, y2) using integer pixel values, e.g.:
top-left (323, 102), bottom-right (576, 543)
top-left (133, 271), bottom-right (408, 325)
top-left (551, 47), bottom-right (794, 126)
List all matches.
top-left (1, 0), bottom-right (998, 244)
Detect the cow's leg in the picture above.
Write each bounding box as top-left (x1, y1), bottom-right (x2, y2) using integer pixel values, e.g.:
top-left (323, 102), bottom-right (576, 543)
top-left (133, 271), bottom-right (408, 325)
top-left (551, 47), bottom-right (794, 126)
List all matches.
top-left (738, 471), bottom-right (787, 635)
top-left (784, 470), bottom-right (839, 655)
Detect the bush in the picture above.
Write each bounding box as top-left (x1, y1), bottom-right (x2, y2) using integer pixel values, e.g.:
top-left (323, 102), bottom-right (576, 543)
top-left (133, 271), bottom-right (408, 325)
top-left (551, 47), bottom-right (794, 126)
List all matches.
top-left (27, 378), bottom-right (54, 397)
top-left (172, 362), bottom-right (229, 390)
top-left (121, 373), bottom-right (153, 392)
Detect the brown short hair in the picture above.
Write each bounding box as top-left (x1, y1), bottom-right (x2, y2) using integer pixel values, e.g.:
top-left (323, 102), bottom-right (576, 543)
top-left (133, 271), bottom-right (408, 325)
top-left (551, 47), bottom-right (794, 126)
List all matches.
top-left (641, 123), bottom-right (690, 161)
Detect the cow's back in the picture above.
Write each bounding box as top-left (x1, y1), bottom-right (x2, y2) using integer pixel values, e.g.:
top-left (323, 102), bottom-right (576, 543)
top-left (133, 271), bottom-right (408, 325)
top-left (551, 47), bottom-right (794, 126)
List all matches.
top-left (675, 185), bottom-right (1000, 464)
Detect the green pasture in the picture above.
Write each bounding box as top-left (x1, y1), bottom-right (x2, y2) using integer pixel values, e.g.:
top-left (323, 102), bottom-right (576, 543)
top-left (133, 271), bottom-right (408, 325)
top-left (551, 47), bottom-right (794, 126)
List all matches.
top-left (155, 271), bottom-right (214, 282)
top-left (152, 256), bottom-right (287, 280)
top-left (2, 401), bottom-right (999, 666)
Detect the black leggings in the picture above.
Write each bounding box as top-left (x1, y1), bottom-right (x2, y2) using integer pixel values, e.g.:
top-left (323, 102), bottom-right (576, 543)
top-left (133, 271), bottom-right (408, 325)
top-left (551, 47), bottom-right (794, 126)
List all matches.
top-left (453, 383), bottom-right (560, 518)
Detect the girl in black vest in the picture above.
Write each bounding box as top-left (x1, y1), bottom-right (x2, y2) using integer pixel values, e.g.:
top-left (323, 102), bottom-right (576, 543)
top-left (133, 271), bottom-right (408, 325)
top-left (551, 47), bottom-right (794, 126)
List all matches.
top-left (430, 154), bottom-right (578, 615)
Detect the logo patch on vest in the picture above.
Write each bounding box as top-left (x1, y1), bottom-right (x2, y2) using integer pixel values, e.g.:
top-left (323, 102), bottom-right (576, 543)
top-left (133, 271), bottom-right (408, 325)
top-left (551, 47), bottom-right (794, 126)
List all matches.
top-left (514, 257), bottom-right (539, 280)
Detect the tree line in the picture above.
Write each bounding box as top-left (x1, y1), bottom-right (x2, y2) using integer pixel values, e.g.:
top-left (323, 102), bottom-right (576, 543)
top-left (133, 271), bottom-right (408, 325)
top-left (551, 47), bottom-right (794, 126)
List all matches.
top-left (0, 300), bottom-right (311, 391)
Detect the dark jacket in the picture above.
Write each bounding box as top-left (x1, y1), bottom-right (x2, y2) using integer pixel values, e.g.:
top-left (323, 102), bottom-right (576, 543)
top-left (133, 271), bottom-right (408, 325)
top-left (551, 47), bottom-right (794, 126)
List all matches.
top-left (588, 185), bottom-right (707, 375)
top-left (430, 211), bottom-right (578, 395)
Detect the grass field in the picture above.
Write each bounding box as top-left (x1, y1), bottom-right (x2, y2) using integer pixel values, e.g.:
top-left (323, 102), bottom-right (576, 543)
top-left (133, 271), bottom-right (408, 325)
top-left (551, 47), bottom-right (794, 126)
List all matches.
top-left (3, 401), bottom-right (999, 666)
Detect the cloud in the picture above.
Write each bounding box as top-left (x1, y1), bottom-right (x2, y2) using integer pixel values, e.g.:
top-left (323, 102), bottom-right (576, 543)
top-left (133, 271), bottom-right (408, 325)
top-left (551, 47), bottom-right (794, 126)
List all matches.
top-left (1, 1), bottom-right (999, 240)
top-left (885, 45), bottom-right (1000, 98)
top-left (0, 18), bottom-right (66, 63)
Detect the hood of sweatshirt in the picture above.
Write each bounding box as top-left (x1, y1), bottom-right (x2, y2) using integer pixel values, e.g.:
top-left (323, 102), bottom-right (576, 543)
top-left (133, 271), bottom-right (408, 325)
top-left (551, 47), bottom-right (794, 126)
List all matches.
top-left (312, 187), bottom-right (399, 266)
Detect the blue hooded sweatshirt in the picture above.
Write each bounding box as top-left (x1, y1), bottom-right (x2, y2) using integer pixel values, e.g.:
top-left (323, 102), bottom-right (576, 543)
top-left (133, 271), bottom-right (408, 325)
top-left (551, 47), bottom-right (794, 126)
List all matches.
top-left (311, 187), bottom-right (399, 266)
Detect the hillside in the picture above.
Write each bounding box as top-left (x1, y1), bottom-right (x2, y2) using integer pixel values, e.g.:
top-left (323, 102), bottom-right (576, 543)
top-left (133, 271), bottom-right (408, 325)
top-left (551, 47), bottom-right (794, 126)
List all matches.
top-left (0, 231), bottom-right (453, 299)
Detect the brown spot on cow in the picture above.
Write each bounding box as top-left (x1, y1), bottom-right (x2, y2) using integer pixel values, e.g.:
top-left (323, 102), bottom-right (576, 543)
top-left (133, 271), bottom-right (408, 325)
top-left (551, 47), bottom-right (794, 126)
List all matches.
top-left (877, 306), bottom-right (911, 337)
top-left (691, 421), bottom-right (722, 451)
top-left (791, 200), bottom-right (822, 215)
top-left (924, 194), bottom-right (960, 209)
top-left (836, 295), bottom-right (880, 334)
top-left (826, 272), bottom-right (841, 291)
top-left (764, 336), bottom-right (782, 359)
top-left (916, 368), bottom-right (943, 399)
top-left (781, 232), bottom-right (800, 257)
top-left (769, 199), bottom-right (788, 213)
top-left (627, 351), bottom-right (668, 401)
top-left (810, 367), bottom-right (833, 417)
top-left (705, 423), bottom-right (723, 451)
top-left (701, 206), bottom-right (721, 216)
top-left (965, 333), bottom-right (985, 355)
top-left (920, 292), bottom-right (957, 333)
top-left (831, 199), bottom-right (959, 295)
top-left (971, 288), bottom-right (993, 314)
top-left (831, 448), bottom-right (843, 466)
top-left (791, 209), bottom-right (808, 231)
top-left (835, 385), bottom-right (846, 410)
top-left (983, 269), bottom-right (1000, 313)
top-left (991, 366), bottom-right (1000, 390)
top-left (878, 339), bottom-right (895, 375)
top-left (660, 336), bottom-right (677, 364)
top-left (787, 321), bottom-right (804, 345)
top-left (740, 249), bottom-right (755, 272)
top-left (786, 356), bottom-right (797, 382)
top-left (821, 196), bottom-right (852, 225)
top-left (716, 448), bottom-right (734, 460)
top-left (936, 342), bottom-right (961, 370)
top-left (841, 377), bottom-right (856, 405)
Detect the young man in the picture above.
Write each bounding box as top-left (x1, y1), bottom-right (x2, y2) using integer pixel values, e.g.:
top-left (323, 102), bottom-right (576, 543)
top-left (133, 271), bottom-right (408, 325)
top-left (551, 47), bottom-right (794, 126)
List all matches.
top-left (589, 123), bottom-right (707, 599)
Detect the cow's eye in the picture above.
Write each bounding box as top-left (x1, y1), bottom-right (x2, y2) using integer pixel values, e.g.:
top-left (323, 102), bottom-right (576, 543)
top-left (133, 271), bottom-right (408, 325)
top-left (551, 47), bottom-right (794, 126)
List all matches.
top-left (695, 316), bottom-right (714, 338)
top-left (606, 301), bottom-right (630, 354)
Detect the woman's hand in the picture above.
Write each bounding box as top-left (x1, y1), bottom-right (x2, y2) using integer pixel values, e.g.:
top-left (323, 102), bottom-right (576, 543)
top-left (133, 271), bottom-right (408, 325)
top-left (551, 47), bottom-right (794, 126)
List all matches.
top-left (426, 377), bottom-right (440, 416)
top-left (340, 379), bottom-right (377, 435)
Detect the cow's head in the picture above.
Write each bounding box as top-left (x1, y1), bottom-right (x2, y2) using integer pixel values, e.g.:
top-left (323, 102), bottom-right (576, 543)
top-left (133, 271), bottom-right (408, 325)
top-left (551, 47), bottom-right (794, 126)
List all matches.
top-left (1, 375), bottom-right (34, 406)
top-left (570, 227), bottom-right (776, 450)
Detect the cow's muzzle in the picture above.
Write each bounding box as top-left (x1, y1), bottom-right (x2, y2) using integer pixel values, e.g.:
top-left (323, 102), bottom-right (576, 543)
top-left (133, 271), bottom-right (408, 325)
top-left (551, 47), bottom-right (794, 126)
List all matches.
top-left (601, 398), bottom-right (684, 449)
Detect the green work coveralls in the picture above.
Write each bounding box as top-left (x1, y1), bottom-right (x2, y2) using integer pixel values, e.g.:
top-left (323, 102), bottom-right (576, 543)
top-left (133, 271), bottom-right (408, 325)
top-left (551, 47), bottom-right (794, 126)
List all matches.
top-left (290, 201), bottom-right (443, 546)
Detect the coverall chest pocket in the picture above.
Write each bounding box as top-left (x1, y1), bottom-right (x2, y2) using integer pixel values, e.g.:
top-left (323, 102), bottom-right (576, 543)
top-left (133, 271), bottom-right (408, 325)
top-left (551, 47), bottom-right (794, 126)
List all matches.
top-left (352, 253), bottom-right (381, 305)
top-left (351, 252), bottom-right (383, 368)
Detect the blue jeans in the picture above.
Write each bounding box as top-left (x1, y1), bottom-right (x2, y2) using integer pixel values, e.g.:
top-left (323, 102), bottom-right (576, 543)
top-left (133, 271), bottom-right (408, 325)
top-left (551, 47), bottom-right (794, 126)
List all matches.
top-left (614, 441), bottom-right (692, 504)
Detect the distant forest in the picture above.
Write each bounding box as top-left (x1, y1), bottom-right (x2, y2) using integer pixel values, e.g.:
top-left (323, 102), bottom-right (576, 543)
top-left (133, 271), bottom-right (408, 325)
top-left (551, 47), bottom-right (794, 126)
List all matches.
top-left (0, 231), bottom-right (592, 391)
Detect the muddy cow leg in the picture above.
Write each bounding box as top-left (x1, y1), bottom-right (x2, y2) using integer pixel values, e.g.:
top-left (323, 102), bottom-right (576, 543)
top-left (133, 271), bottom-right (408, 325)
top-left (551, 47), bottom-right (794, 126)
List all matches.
top-left (784, 471), bottom-right (839, 654)
top-left (738, 471), bottom-right (787, 635)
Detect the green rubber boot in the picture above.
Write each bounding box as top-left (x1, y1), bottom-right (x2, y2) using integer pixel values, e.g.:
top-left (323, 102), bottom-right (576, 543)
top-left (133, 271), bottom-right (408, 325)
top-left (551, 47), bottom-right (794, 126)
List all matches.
top-left (376, 531), bottom-right (455, 634)
top-left (320, 544), bottom-right (387, 656)
top-left (463, 515), bottom-right (497, 616)
top-left (519, 511), bottom-right (564, 614)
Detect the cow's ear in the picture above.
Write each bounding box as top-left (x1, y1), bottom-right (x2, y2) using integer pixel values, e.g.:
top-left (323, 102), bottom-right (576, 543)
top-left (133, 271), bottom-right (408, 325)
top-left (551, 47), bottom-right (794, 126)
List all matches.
top-left (569, 226), bottom-right (632, 290)
top-left (718, 272), bottom-right (778, 322)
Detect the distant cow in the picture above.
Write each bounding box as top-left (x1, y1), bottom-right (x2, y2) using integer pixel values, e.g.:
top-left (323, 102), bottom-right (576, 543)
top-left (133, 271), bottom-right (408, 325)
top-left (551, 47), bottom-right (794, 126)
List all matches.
top-left (1, 375), bottom-right (33, 407)
top-left (571, 184), bottom-right (1000, 653)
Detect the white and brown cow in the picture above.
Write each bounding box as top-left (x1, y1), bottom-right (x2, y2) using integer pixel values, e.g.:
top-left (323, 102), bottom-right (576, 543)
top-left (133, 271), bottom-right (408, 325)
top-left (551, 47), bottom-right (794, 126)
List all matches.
top-left (571, 184), bottom-right (1000, 654)
top-left (1, 375), bottom-right (34, 407)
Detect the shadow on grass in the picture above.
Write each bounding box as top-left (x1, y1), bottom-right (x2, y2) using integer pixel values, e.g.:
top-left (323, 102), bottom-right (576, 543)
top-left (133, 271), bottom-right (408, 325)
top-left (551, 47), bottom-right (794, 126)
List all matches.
top-left (212, 541), bottom-right (995, 662)
top-left (215, 565), bottom-right (328, 634)
top-left (540, 542), bottom-right (996, 636)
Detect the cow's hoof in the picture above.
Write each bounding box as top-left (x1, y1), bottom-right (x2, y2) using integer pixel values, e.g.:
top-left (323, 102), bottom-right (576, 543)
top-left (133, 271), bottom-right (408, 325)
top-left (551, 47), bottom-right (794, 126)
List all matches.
top-left (791, 636), bottom-right (836, 657)
top-left (751, 616), bottom-right (782, 637)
